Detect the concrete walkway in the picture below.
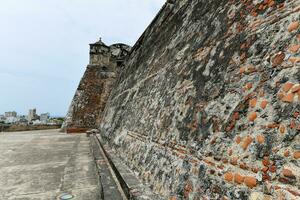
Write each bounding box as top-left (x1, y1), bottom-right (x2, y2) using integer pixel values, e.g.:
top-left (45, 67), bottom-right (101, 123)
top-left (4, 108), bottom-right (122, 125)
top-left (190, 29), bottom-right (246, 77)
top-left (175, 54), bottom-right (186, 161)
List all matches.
top-left (0, 129), bottom-right (100, 200)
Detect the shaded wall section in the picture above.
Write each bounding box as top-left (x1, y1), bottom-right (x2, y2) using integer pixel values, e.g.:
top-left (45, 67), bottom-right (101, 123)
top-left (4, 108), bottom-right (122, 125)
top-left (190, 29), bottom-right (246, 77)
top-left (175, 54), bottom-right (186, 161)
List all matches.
top-left (100, 0), bottom-right (300, 199)
top-left (62, 39), bottom-right (131, 133)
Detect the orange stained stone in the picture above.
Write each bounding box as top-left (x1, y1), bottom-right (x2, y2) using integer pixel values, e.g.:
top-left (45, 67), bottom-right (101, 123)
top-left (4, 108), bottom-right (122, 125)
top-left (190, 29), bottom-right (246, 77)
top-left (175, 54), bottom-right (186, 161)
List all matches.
top-left (289, 44), bottom-right (300, 53)
top-left (290, 120), bottom-right (296, 129)
top-left (217, 164), bottom-right (224, 170)
top-left (222, 158), bottom-right (228, 164)
top-left (262, 173), bottom-right (270, 181)
top-left (226, 123), bottom-right (235, 132)
top-left (276, 81), bottom-right (281, 88)
top-left (259, 89), bottom-right (265, 97)
top-left (239, 67), bottom-right (245, 74)
top-left (251, 11), bottom-right (258, 17)
top-left (289, 57), bottom-right (300, 64)
top-left (288, 21), bottom-right (299, 32)
top-left (241, 136), bottom-right (253, 150)
top-left (282, 82), bottom-right (294, 92)
top-left (249, 19), bottom-right (262, 29)
top-left (262, 166), bottom-right (269, 173)
top-left (268, 0), bottom-right (275, 7)
top-left (286, 189), bottom-right (300, 198)
top-left (248, 112), bottom-right (257, 121)
top-left (266, 123), bottom-right (280, 129)
top-left (184, 181), bottom-right (193, 198)
top-left (230, 157), bottom-right (238, 165)
top-left (224, 172), bottom-right (234, 182)
top-left (235, 136), bottom-right (242, 144)
top-left (278, 2), bottom-right (285, 8)
top-left (234, 173), bottom-right (244, 184)
top-left (251, 167), bottom-right (259, 173)
top-left (203, 159), bottom-right (215, 166)
top-left (282, 93), bottom-right (294, 103)
top-left (279, 125), bottom-right (285, 134)
top-left (260, 100), bottom-right (268, 109)
top-left (244, 176), bottom-right (257, 188)
top-left (277, 92), bottom-right (285, 100)
top-left (298, 90), bottom-right (300, 101)
top-left (249, 98), bottom-right (257, 108)
top-left (262, 158), bottom-right (270, 166)
top-left (291, 84), bottom-right (300, 93)
top-left (282, 168), bottom-right (295, 178)
top-left (274, 186), bottom-right (281, 190)
top-left (248, 65), bottom-right (257, 73)
top-left (228, 148), bottom-right (233, 156)
top-left (169, 197), bottom-right (177, 200)
top-left (245, 83), bottom-right (253, 90)
top-left (256, 135), bottom-right (265, 144)
top-left (239, 163), bottom-right (248, 170)
top-left (240, 52), bottom-right (246, 61)
top-left (284, 150), bottom-right (290, 157)
top-left (294, 151), bottom-right (300, 159)
top-left (298, 34), bottom-right (300, 40)
top-left (269, 165), bottom-right (277, 173)
top-left (210, 137), bottom-right (217, 144)
top-left (272, 52), bottom-right (285, 67)
top-left (240, 43), bottom-right (247, 49)
top-left (233, 112), bottom-right (239, 120)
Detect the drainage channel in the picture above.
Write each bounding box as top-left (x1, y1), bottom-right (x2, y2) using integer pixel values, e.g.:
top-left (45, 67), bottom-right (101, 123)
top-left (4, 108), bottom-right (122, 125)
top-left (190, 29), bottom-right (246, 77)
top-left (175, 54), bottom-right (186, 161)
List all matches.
top-left (89, 134), bottom-right (128, 200)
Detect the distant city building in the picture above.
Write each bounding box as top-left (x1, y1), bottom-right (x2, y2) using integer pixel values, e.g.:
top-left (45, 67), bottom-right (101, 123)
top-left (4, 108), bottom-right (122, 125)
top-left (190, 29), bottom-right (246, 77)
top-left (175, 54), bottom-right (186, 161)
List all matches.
top-left (6, 118), bottom-right (16, 124)
top-left (3, 111), bottom-right (18, 124)
top-left (0, 115), bottom-right (5, 122)
top-left (0, 109), bottom-right (53, 125)
top-left (40, 113), bottom-right (50, 124)
top-left (32, 119), bottom-right (42, 125)
top-left (5, 111), bottom-right (17, 118)
top-left (28, 108), bottom-right (38, 122)
top-left (5, 117), bottom-right (18, 124)
top-left (18, 115), bottom-right (28, 124)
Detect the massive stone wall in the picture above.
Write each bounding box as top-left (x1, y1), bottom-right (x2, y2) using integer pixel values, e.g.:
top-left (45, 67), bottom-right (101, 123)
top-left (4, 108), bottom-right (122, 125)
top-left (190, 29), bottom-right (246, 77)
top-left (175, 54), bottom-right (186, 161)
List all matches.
top-left (62, 40), bottom-right (130, 133)
top-left (100, 0), bottom-right (300, 199)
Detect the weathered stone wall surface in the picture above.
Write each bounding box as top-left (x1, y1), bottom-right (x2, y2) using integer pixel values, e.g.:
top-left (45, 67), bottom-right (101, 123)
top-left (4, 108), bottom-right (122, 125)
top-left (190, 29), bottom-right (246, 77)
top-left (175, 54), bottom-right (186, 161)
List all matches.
top-left (100, 0), bottom-right (300, 199)
top-left (62, 41), bottom-right (131, 133)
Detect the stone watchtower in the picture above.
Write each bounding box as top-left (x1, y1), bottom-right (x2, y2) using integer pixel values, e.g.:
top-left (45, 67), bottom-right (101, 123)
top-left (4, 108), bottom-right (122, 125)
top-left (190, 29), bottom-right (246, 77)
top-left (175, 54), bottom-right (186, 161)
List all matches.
top-left (89, 38), bottom-right (110, 65)
top-left (61, 38), bottom-right (131, 133)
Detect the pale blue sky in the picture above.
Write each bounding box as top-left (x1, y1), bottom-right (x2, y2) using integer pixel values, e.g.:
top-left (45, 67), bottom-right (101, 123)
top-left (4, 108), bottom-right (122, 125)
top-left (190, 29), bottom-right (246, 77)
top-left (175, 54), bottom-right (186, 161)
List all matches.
top-left (0, 0), bottom-right (165, 116)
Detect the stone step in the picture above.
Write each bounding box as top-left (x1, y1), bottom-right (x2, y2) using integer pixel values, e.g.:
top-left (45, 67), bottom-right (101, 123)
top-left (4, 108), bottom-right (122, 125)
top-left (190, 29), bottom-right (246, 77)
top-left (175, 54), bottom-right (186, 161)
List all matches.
top-left (89, 135), bottom-right (125, 200)
top-left (90, 133), bottom-right (163, 200)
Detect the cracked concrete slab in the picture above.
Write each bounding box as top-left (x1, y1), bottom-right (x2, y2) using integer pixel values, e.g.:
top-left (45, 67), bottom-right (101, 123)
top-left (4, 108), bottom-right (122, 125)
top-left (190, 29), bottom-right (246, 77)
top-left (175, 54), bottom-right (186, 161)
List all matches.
top-left (0, 129), bottom-right (100, 200)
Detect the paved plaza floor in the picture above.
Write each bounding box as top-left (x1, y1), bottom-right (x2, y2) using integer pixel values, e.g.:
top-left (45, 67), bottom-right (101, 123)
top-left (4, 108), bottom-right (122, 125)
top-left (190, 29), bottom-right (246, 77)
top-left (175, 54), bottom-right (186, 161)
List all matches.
top-left (0, 129), bottom-right (100, 200)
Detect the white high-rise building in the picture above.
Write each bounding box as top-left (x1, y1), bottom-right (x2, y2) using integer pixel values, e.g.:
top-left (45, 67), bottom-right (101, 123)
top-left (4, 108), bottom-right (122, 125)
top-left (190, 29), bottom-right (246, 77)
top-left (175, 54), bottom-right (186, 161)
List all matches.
top-left (40, 113), bottom-right (50, 124)
top-left (5, 111), bottom-right (17, 118)
top-left (28, 108), bottom-right (38, 122)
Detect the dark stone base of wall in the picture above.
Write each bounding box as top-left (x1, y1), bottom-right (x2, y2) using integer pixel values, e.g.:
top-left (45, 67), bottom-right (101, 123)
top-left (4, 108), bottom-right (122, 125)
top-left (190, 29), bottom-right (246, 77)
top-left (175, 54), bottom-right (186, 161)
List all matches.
top-left (1, 125), bottom-right (61, 132)
top-left (66, 127), bottom-right (89, 134)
